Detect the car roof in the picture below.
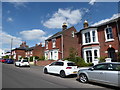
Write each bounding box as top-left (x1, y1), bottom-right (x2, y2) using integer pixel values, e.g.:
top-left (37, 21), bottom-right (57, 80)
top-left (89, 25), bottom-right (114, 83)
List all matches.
top-left (57, 60), bottom-right (74, 63)
top-left (98, 62), bottom-right (120, 65)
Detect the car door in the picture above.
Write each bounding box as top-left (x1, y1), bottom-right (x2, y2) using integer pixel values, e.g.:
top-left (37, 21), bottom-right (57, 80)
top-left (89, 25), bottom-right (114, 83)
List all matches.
top-left (87, 64), bottom-right (108, 82)
top-left (47, 62), bottom-right (57, 73)
top-left (53, 62), bottom-right (64, 74)
top-left (105, 64), bottom-right (120, 86)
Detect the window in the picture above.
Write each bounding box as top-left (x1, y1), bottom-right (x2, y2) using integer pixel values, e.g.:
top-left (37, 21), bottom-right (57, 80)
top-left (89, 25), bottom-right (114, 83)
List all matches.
top-left (83, 48), bottom-right (99, 63)
top-left (94, 50), bottom-right (98, 59)
top-left (108, 64), bottom-right (120, 71)
top-left (105, 27), bottom-right (114, 41)
top-left (55, 62), bottom-right (64, 66)
top-left (94, 64), bottom-right (108, 70)
top-left (46, 41), bottom-right (48, 49)
top-left (85, 32), bottom-right (91, 43)
top-left (86, 51), bottom-right (92, 63)
top-left (72, 31), bottom-right (75, 37)
top-left (92, 31), bottom-right (96, 42)
top-left (82, 29), bottom-right (98, 45)
top-left (52, 39), bottom-right (56, 48)
top-left (67, 63), bottom-right (76, 66)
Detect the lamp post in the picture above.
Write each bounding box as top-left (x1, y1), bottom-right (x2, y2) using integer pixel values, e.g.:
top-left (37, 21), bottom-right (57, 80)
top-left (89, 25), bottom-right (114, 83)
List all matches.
top-left (11, 38), bottom-right (13, 59)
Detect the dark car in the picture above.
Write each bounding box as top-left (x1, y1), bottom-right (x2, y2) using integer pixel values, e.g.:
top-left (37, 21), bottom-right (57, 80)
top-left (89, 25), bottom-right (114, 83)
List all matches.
top-left (5, 59), bottom-right (14, 64)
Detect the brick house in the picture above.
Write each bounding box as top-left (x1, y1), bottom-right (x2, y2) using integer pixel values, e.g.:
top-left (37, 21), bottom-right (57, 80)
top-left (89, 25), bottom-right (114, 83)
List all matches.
top-left (44, 23), bottom-right (78, 60)
top-left (25, 43), bottom-right (45, 58)
top-left (12, 41), bottom-right (29, 60)
top-left (12, 42), bottom-right (45, 60)
top-left (76, 17), bottom-right (120, 63)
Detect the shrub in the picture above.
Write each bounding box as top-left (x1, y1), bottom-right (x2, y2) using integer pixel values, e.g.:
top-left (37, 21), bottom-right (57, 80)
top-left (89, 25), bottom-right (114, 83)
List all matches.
top-left (98, 57), bottom-right (106, 63)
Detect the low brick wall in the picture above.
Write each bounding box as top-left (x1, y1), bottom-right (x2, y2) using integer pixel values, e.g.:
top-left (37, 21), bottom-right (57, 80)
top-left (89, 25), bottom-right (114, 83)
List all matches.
top-left (36, 60), bottom-right (56, 66)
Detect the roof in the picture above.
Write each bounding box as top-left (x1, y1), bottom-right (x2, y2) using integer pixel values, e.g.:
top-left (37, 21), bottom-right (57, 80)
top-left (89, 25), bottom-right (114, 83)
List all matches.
top-left (76, 16), bottom-right (120, 34)
top-left (94, 17), bottom-right (120, 27)
top-left (45, 26), bottom-right (75, 41)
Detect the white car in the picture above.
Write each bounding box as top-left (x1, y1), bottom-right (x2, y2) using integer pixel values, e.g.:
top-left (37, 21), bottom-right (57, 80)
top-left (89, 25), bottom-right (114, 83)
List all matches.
top-left (15, 59), bottom-right (30, 67)
top-left (43, 60), bottom-right (78, 78)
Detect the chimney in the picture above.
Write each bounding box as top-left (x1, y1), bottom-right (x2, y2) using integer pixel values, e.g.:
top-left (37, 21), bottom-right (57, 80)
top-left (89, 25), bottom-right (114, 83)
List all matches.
top-left (36, 44), bottom-right (38, 46)
top-left (39, 43), bottom-right (42, 46)
top-left (83, 20), bottom-right (89, 28)
top-left (62, 22), bottom-right (67, 30)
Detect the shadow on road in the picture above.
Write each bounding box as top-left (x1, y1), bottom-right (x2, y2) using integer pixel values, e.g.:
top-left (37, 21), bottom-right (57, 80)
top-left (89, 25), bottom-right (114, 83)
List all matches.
top-left (76, 79), bottom-right (120, 89)
top-left (47, 73), bottom-right (77, 78)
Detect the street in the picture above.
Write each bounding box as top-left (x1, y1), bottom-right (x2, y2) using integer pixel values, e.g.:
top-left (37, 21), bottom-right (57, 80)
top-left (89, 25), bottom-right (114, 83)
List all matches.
top-left (1, 63), bottom-right (118, 89)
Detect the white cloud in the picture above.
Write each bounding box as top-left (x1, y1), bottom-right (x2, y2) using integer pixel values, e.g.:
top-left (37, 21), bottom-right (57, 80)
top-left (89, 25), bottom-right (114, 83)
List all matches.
top-left (20, 29), bottom-right (46, 40)
top-left (92, 13), bottom-right (120, 26)
top-left (43, 8), bottom-right (82, 29)
top-left (1, 32), bottom-right (22, 50)
top-left (7, 17), bottom-right (13, 22)
top-left (89, 0), bottom-right (96, 5)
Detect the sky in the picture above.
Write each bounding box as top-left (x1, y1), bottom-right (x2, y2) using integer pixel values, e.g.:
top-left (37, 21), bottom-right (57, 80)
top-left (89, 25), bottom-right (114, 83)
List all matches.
top-left (1, 0), bottom-right (119, 52)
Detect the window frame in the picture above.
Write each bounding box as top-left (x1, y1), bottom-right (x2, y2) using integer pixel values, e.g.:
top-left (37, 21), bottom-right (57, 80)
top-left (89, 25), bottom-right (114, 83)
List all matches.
top-left (82, 29), bottom-right (99, 45)
top-left (104, 26), bottom-right (114, 42)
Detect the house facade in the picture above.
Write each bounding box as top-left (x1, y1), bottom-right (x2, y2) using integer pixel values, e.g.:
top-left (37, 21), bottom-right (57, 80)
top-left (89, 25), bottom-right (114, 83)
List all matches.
top-left (77, 17), bottom-right (120, 63)
top-left (25, 43), bottom-right (45, 58)
top-left (12, 42), bottom-right (45, 60)
top-left (44, 23), bottom-right (78, 60)
top-left (12, 41), bottom-right (29, 60)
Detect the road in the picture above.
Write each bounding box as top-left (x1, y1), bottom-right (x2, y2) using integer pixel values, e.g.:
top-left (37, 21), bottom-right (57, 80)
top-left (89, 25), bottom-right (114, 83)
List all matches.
top-left (1, 63), bottom-right (118, 89)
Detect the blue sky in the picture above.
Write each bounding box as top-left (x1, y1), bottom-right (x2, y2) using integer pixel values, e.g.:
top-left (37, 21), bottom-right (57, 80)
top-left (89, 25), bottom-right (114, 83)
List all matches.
top-left (1, 1), bottom-right (119, 52)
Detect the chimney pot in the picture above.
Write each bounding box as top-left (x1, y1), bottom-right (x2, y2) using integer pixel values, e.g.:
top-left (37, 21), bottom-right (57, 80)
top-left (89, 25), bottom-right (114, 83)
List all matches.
top-left (83, 20), bottom-right (89, 28)
top-left (62, 22), bottom-right (67, 30)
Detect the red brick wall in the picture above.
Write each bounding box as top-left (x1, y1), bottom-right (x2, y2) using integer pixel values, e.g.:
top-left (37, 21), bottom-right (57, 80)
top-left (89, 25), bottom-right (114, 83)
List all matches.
top-left (33, 45), bottom-right (45, 58)
top-left (98, 22), bottom-right (119, 60)
top-left (15, 50), bottom-right (26, 60)
top-left (63, 26), bottom-right (78, 59)
top-left (36, 60), bottom-right (55, 66)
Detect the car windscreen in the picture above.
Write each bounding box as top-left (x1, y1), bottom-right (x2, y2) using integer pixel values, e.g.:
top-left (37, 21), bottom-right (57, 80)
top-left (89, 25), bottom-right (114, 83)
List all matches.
top-left (23, 60), bottom-right (28, 62)
top-left (67, 63), bottom-right (76, 66)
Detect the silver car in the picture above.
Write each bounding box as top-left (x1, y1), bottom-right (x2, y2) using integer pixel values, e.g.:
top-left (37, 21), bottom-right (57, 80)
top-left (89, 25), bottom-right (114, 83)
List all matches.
top-left (77, 62), bottom-right (120, 87)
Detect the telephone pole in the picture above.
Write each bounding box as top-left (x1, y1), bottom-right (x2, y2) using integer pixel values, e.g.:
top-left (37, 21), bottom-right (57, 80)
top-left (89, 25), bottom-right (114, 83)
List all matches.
top-left (11, 38), bottom-right (13, 59)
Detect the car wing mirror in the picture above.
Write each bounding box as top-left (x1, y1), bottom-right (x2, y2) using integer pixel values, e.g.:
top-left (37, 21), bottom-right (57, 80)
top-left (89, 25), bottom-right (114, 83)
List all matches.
top-left (88, 67), bottom-right (94, 71)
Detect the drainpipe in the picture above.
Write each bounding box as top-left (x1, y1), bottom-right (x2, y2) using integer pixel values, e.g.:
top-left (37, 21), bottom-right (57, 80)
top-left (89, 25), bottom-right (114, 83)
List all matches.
top-left (61, 34), bottom-right (64, 59)
top-left (116, 20), bottom-right (120, 61)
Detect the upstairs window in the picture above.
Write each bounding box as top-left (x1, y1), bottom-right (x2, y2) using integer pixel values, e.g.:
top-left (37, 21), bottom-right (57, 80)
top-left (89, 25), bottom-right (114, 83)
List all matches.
top-left (72, 31), bottom-right (75, 37)
top-left (105, 26), bottom-right (114, 41)
top-left (85, 32), bottom-right (91, 43)
top-left (52, 39), bottom-right (56, 48)
top-left (82, 29), bottom-right (98, 45)
top-left (46, 41), bottom-right (48, 49)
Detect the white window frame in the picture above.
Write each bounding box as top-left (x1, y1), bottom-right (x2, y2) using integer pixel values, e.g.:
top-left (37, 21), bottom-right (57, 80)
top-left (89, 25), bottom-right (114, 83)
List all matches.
top-left (52, 39), bottom-right (56, 48)
top-left (46, 41), bottom-right (48, 49)
top-left (83, 47), bottom-right (100, 63)
top-left (104, 26), bottom-right (114, 42)
top-left (82, 28), bottom-right (99, 45)
top-left (72, 31), bottom-right (75, 37)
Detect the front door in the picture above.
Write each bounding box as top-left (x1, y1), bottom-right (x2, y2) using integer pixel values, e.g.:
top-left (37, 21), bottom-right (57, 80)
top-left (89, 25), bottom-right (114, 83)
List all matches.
top-left (108, 48), bottom-right (116, 61)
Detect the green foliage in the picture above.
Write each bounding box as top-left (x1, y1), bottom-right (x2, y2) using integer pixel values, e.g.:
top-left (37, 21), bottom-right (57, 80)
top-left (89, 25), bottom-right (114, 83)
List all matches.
top-left (3, 55), bottom-right (9, 59)
top-left (65, 47), bottom-right (93, 67)
top-left (38, 56), bottom-right (45, 61)
top-left (98, 57), bottom-right (106, 63)
top-left (118, 52), bottom-right (120, 62)
top-left (29, 56), bottom-right (34, 62)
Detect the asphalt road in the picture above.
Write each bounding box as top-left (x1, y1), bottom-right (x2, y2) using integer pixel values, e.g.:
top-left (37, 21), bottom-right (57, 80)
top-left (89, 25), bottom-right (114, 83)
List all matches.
top-left (1, 63), bottom-right (118, 89)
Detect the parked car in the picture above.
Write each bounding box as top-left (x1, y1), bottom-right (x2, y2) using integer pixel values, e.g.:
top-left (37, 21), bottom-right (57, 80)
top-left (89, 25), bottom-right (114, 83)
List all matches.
top-left (43, 60), bottom-right (78, 78)
top-left (15, 59), bottom-right (30, 67)
top-left (77, 62), bottom-right (120, 87)
top-left (0, 59), bottom-right (6, 63)
top-left (5, 59), bottom-right (14, 64)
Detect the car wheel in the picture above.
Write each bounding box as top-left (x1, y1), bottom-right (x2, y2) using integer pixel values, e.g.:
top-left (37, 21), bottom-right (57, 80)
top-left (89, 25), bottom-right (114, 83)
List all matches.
top-left (60, 70), bottom-right (66, 78)
top-left (79, 74), bottom-right (88, 83)
top-left (44, 68), bottom-right (48, 74)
